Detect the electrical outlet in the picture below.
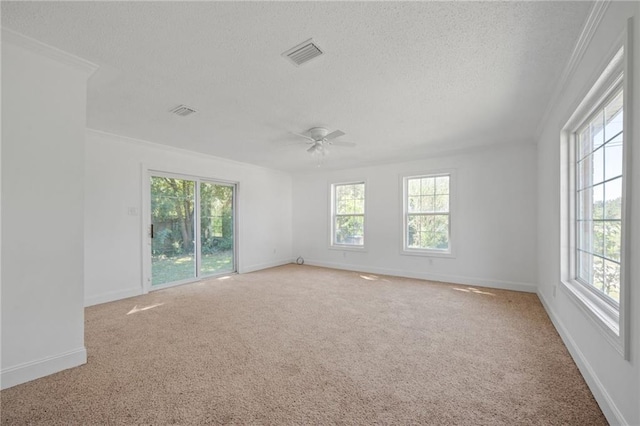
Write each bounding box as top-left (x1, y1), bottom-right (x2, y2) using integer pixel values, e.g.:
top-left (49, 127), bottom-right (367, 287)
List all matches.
top-left (127, 207), bottom-right (138, 216)
top-left (553, 285), bottom-right (557, 297)
top-left (343, 251), bottom-right (347, 258)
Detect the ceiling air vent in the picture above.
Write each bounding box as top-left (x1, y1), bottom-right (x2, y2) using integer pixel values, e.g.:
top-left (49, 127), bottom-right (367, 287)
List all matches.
top-left (282, 39), bottom-right (324, 66)
top-left (169, 105), bottom-right (197, 117)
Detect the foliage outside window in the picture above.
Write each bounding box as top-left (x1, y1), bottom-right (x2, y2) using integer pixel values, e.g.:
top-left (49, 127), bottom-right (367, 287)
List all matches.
top-left (331, 182), bottom-right (365, 247)
top-left (575, 88), bottom-right (624, 304)
top-left (151, 177), bottom-right (195, 256)
top-left (404, 174), bottom-right (450, 253)
top-left (200, 182), bottom-right (234, 253)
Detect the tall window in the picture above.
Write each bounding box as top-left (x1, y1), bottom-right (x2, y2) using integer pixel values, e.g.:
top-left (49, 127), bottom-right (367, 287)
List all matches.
top-left (561, 44), bottom-right (629, 357)
top-left (331, 182), bottom-right (365, 247)
top-left (403, 173), bottom-right (451, 254)
top-left (576, 88), bottom-right (623, 303)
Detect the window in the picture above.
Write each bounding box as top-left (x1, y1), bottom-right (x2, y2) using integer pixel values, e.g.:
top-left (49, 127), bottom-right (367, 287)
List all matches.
top-left (403, 173), bottom-right (451, 255)
top-left (331, 182), bottom-right (365, 248)
top-left (575, 89), bottom-right (623, 303)
top-left (560, 44), bottom-right (630, 358)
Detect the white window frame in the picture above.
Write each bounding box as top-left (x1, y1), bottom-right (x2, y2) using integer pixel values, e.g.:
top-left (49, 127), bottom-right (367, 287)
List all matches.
top-left (329, 180), bottom-right (367, 251)
top-left (401, 171), bottom-right (455, 257)
top-left (560, 31), bottom-right (632, 360)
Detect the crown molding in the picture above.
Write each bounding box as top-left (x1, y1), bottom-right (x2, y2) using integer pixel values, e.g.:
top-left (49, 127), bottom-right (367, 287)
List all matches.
top-left (534, 0), bottom-right (611, 140)
top-left (85, 128), bottom-right (292, 176)
top-left (1, 27), bottom-right (98, 76)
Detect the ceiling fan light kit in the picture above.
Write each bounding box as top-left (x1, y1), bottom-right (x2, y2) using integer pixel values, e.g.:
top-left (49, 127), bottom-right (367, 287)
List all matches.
top-left (290, 126), bottom-right (356, 160)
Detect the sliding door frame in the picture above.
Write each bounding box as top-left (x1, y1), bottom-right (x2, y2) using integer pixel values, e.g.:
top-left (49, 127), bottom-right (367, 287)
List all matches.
top-left (197, 178), bottom-right (238, 281)
top-left (141, 166), bottom-right (238, 294)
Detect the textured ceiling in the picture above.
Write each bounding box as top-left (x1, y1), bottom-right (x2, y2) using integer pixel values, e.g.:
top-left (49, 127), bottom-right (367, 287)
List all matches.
top-left (2, 1), bottom-right (592, 172)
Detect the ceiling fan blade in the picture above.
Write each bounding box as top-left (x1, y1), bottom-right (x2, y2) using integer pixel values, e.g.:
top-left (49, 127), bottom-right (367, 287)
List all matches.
top-left (307, 144), bottom-right (317, 153)
top-left (324, 130), bottom-right (345, 140)
top-left (290, 131), bottom-right (315, 142)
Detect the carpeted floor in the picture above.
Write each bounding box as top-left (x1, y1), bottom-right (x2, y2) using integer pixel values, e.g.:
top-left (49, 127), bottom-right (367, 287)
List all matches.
top-left (1, 265), bottom-right (606, 425)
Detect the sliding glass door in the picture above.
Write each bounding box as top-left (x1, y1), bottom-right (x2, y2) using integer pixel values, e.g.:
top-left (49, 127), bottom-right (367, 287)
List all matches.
top-left (150, 174), bottom-right (236, 288)
top-left (200, 182), bottom-right (235, 276)
top-left (150, 176), bottom-right (196, 285)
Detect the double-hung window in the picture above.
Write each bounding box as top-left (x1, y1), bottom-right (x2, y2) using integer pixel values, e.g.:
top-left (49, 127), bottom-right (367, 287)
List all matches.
top-left (575, 88), bottom-right (624, 303)
top-left (402, 173), bottom-right (452, 255)
top-left (561, 44), bottom-right (630, 357)
top-left (331, 182), bottom-right (365, 248)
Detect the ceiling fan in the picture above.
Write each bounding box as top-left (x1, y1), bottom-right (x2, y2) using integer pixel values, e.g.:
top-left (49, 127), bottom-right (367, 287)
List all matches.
top-left (291, 127), bottom-right (356, 156)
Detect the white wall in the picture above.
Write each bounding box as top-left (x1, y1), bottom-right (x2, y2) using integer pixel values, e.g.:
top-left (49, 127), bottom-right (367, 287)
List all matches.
top-left (292, 143), bottom-right (538, 292)
top-left (536, 2), bottom-right (640, 425)
top-left (1, 32), bottom-right (95, 389)
top-left (84, 130), bottom-right (293, 306)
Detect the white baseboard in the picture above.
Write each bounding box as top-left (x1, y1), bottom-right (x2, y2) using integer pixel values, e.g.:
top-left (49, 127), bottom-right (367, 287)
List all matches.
top-left (1, 347), bottom-right (87, 390)
top-left (302, 259), bottom-right (537, 293)
top-left (85, 287), bottom-right (142, 307)
top-left (84, 260), bottom-right (295, 307)
top-left (537, 291), bottom-right (628, 426)
top-left (239, 258), bottom-right (293, 274)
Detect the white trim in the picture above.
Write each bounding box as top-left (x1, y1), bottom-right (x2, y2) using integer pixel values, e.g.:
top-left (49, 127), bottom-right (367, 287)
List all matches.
top-left (560, 279), bottom-right (623, 355)
top-left (141, 163), bottom-right (152, 293)
top-left (292, 141), bottom-right (535, 178)
top-left (564, 50), bottom-right (624, 131)
top-left (302, 259), bottom-right (536, 293)
top-left (239, 258), bottom-right (293, 274)
top-left (0, 347), bottom-right (87, 390)
top-left (87, 129), bottom-right (289, 176)
top-left (233, 180), bottom-right (240, 277)
top-left (400, 248), bottom-right (455, 259)
top-left (195, 180), bottom-right (202, 283)
top-left (85, 287), bottom-right (142, 307)
top-left (146, 275), bottom-right (216, 292)
top-left (89, 260), bottom-right (343, 305)
top-left (327, 245), bottom-right (367, 253)
top-left (537, 291), bottom-right (628, 426)
top-left (535, 1), bottom-right (611, 139)
top-left (1, 28), bottom-right (98, 76)
top-left (86, 260), bottom-right (293, 306)
top-left (619, 17), bottom-right (633, 363)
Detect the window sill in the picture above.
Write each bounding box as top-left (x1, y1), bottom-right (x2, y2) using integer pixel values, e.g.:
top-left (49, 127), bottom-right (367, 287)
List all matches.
top-left (560, 278), bottom-right (624, 358)
top-left (329, 244), bottom-right (366, 252)
top-left (401, 248), bottom-right (454, 259)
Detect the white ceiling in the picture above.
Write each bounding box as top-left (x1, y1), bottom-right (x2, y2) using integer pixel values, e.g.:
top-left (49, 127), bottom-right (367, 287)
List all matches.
top-left (2, 1), bottom-right (592, 173)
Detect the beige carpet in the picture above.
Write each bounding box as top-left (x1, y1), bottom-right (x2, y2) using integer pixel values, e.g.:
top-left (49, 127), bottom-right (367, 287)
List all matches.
top-left (1, 265), bottom-right (606, 425)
